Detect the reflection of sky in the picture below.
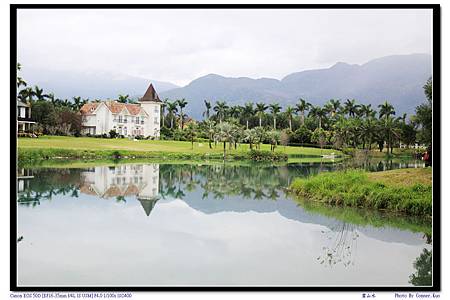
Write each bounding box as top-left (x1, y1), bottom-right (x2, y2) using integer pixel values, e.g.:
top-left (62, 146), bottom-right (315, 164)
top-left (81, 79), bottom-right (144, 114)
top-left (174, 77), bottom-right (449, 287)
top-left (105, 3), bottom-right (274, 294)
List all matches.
top-left (17, 191), bottom-right (429, 286)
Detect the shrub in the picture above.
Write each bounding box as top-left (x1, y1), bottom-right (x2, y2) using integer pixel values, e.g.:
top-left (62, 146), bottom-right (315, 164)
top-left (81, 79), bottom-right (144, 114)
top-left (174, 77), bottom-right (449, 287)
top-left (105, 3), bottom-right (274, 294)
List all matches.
top-left (109, 130), bottom-right (118, 138)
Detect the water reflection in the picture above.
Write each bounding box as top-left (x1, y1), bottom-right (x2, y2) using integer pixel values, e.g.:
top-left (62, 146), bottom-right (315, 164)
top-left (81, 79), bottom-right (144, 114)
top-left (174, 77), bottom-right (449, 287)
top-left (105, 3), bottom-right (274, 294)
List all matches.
top-left (409, 249), bottom-right (432, 286)
top-left (16, 160), bottom-right (431, 286)
top-left (317, 223), bottom-right (359, 268)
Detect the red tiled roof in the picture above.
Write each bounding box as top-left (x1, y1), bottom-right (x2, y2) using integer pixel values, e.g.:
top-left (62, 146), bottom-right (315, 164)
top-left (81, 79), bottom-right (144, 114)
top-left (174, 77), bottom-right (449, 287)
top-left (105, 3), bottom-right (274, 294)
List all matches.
top-left (80, 101), bottom-right (145, 116)
top-left (80, 103), bottom-right (100, 114)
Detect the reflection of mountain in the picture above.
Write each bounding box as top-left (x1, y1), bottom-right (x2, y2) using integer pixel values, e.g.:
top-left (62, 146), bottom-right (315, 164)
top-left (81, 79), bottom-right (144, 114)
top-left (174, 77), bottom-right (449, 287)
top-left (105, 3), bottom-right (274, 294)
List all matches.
top-left (19, 162), bottom-right (427, 244)
top-left (163, 194), bottom-right (424, 246)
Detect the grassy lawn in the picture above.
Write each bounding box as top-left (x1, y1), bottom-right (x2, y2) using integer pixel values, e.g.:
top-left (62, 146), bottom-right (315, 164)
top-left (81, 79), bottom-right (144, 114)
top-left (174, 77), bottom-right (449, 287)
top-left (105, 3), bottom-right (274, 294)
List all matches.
top-left (290, 168), bottom-right (432, 216)
top-left (18, 136), bottom-right (339, 157)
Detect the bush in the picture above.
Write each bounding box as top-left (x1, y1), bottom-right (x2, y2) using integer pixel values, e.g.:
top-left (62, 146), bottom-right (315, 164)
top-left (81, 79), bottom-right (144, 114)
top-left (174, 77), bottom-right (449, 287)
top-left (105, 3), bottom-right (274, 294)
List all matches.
top-left (109, 130), bottom-right (118, 138)
top-left (248, 149), bottom-right (288, 161)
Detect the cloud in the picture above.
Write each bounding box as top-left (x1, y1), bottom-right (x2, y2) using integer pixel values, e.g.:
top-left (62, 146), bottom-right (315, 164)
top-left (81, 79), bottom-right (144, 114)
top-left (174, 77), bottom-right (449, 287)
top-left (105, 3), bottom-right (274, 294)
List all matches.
top-left (17, 8), bottom-right (432, 86)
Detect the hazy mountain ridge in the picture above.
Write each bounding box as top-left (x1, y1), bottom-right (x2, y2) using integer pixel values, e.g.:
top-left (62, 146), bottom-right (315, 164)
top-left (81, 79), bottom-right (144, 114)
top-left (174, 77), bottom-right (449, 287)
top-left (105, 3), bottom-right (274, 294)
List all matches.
top-left (161, 53), bottom-right (431, 119)
top-left (20, 68), bottom-right (179, 100)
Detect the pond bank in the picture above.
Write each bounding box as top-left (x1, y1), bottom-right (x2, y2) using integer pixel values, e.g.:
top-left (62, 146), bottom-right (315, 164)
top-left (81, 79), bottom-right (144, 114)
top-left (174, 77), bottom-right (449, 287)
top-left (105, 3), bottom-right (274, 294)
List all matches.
top-left (17, 136), bottom-right (343, 163)
top-left (289, 168), bottom-right (432, 217)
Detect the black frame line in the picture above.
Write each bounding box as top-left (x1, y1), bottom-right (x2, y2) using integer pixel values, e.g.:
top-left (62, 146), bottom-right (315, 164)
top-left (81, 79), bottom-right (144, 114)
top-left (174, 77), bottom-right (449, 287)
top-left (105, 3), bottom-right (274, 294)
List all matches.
top-left (10, 3), bottom-right (441, 292)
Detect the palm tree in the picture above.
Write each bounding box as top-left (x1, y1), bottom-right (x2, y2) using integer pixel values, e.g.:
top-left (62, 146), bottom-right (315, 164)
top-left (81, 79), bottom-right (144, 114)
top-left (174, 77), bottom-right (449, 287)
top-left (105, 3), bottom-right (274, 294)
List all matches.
top-left (344, 99), bottom-right (360, 118)
top-left (72, 96), bottom-right (83, 110)
top-left (269, 103), bottom-right (281, 129)
top-left (241, 102), bottom-right (254, 129)
top-left (309, 105), bottom-right (327, 129)
top-left (396, 113), bottom-right (407, 124)
top-left (378, 101), bottom-right (396, 120)
top-left (161, 98), bottom-right (168, 128)
top-left (295, 98), bottom-right (311, 125)
top-left (118, 94), bottom-right (129, 103)
top-left (255, 102), bottom-right (268, 127)
top-left (203, 100), bottom-right (212, 119)
top-left (285, 105), bottom-right (295, 131)
top-left (34, 86), bottom-right (48, 101)
top-left (214, 101), bottom-right (229, 123)
top-left (243, 128), bottom-right (258, 150)
top-left (359, 104), bottom-right (374, 119)
top-left (18, 87), bottom-right (35, 103)
top-left (166, 101), bottom-right (178, 129)
top-left (328, 99), bottom-right (341, 117)
top-left (228, 105), bottom-right (241, 119)
top-left (215, 122), bottom-right (234, 159)
top-left (185, 122), bottom-right (198, 150)
top-left (177, 98), bottom-right (188, 129)
top-left (204, 119), bottom-right (215, 149)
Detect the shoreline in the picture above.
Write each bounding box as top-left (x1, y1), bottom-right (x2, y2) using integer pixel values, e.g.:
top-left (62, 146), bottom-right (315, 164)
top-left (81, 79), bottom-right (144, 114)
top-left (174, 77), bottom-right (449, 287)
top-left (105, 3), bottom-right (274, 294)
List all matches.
top-left (289, 168), bottom-right (432, 217)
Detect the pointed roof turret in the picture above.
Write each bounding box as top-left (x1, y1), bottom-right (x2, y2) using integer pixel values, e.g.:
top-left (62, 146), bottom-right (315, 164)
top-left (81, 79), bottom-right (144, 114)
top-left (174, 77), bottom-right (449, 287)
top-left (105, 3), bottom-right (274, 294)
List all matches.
top-left (138, 197), bottom-right (160, 216)
top-left (139, 83), bottom-right (161, 103)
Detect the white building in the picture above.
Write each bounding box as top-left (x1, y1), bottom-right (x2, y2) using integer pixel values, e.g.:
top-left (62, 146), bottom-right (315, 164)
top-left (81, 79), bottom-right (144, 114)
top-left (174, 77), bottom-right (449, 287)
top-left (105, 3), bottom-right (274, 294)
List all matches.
top-left (80, 164), bottom-right (160, 216)
top-left (80, 83), bottom-right (162, 138)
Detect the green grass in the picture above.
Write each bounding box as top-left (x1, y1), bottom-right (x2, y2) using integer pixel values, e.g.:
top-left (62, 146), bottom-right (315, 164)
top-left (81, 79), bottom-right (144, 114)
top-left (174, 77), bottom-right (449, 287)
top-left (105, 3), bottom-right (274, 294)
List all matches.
top-left (290, 168), bottom-right (432, 216)
top-left (17, 136), bottom-right (341, 162)
top-left (298, 200), bottom-right (431, 235)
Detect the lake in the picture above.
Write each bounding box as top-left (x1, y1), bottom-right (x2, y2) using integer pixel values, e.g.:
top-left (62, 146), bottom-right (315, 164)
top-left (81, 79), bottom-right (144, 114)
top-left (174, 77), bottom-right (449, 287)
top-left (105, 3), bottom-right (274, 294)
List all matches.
top-left (16, 159), bottom-right (432, 287)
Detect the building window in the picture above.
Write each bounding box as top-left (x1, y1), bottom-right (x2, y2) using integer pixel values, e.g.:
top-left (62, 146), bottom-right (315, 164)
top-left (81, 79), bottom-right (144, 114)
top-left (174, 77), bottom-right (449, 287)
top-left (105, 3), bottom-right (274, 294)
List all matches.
top-left (124, 127), bottom-right (127, 135)
top-left (119, 115), bottom-right (123, 123)
top-left (154, 117), bottom-right (159, 125)
top-left (154, 106), bottom-right (159, 113)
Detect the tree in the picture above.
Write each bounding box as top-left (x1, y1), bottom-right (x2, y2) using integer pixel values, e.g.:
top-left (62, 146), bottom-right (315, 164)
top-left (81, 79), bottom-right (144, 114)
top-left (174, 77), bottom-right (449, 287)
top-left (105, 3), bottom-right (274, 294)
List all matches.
top-left (255, 102), bottom-right (268, 127)
top-left (18, 87), bottom-right (34, 103)
top-left (359, 104), bottom-right (374, 119)
top-left (409, 249), bottom-right (432, 286)
top-left (17, 63), bottom-right (27, 89)
top-left (266, 130), bottom-right (281, 152)
top-left (215, 122), bottom-right (234, 159)
top-left (166, 101), bottom-right (178, 129)
top-left (203, 100), bottom-right (212, 119)
top-left (118, 94), bottom-right (130, 103)
top-left (241, 102), bottom-right (254, 129)
top-left (161, 98), bottom-right (168, 128)
top-left (378, 100), bottom-right (395, 120)
top-left (33, 86), bottom-right (48, 102)
top-left (269, 103), bottom-right (281, 129)
top-left (328, 99), bottom-right (341, 117)
top-left (285, 106), bottom-right (295, 131)
top-left (72, 96), bottom-right (84, 110)
top-left (243, 128), bottom-right (258, 150)
top-left (296, 98), bottom-right (311, 125)
top-left (344, 98), bottom-right (360, 118)
top-left (309, 105), bottom-right (327, 129)
top-left (214, 101), bottom-right (229, 123)
top-left (415, 77), bottom-right (432, 146)
top-left (311, 127), bottom-right (328, 154)
top-left (185, 122), bottom-right (198, 150)
top-left (204, 119), bottom-right (216, 149)
top-left (177, 98), bottom-right (188, 129)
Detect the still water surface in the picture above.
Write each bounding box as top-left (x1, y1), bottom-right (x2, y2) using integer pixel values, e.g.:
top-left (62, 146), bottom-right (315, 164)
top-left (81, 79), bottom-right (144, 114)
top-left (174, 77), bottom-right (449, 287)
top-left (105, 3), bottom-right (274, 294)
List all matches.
top-left (17, 160), bottom-right (431, 286)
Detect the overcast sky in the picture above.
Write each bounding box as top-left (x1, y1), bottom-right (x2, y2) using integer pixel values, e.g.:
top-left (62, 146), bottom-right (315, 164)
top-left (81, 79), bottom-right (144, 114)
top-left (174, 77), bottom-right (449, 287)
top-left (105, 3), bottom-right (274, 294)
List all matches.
top-left (17, 9), bottom-right (432, 86)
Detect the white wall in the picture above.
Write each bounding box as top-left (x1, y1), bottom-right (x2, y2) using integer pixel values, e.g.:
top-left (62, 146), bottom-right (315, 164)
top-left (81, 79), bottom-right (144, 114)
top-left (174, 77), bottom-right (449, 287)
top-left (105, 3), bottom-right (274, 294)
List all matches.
top-left (140, 102), bottom-right (161, 138)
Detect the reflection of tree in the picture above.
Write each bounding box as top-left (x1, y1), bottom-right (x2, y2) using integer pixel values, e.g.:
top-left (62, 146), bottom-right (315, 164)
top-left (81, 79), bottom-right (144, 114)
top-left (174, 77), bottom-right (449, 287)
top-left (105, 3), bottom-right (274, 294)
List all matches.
top-left (17, 168), bottom-right (81, 206)
top-left (158, 163), bottom-right (328, 202)
top-left (409, 249), bottom-right (432, 286)
top-left (317, 222), bottom-right (359, 268)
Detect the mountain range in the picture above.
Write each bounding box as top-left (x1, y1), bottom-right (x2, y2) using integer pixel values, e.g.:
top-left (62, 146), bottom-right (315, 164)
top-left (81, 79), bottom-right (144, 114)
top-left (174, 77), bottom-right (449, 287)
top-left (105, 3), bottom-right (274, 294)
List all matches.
top-left (20, 67), bottom-right (180, 100)
top-left (160, 53), bottom-right (431, 119)
top-left (21, 53), bottom-right (431, 119)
